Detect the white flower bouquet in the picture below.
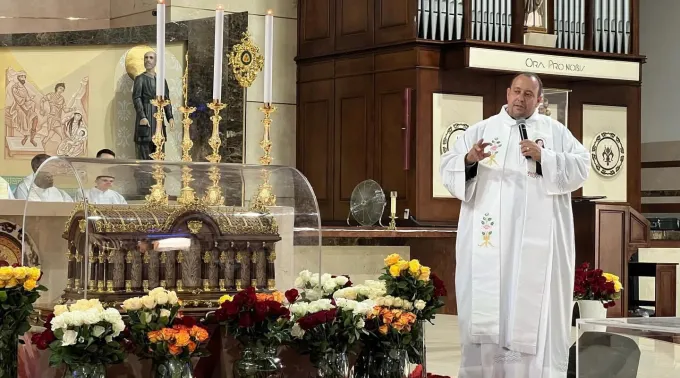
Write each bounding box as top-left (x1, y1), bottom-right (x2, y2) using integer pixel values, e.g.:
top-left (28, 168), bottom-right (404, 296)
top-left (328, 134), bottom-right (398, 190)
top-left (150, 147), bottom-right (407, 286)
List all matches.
top-left (286, 294), bottom-right (374, 375)
top-left (41, 299), bottom-right (126, 371)
top-left (293, 270), bottom-right (353, 301)
top-left (333, 280), bottom-right (387, 301)
top-left (121, 287), bottom-right (182, 359)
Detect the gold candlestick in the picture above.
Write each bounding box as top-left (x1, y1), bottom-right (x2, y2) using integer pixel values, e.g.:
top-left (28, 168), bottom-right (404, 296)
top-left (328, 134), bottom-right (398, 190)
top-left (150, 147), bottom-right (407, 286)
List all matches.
top-left (149, 96), bottom-right (171, 161)
top-left (177, 53), bottom-right (198, 206)
top-left (258, 104), bottom-right (276, 165)
top-left (206, 100), bottom-right (226, 163)
top-left (179, 53), bottom-right (196, 162)
top-left (250, 104), bottom-right (277, 212)
top-left (145, 164), bottom-right (169, 207)
top-left (146, 96), bottom-right (171, 207)
top-left (203, 100), bottom-right (227, 206)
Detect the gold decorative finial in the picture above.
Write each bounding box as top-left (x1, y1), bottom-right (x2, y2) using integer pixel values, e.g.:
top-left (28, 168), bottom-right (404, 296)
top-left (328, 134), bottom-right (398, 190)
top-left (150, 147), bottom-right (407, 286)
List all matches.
top-left (228, 32), bottom-right (264, 88)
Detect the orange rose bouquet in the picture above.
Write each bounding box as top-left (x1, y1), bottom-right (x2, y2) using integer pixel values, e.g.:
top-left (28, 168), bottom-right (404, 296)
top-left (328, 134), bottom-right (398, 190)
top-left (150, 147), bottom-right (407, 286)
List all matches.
top-left (146, 316), bottom-right (210, 376)
top-left (354, 305), bottom-right (419, 378)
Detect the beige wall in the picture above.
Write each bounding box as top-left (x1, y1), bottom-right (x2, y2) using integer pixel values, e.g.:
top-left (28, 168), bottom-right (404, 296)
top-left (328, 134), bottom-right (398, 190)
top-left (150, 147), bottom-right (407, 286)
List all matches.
top-left (0, 0), bottom-right (111, 33)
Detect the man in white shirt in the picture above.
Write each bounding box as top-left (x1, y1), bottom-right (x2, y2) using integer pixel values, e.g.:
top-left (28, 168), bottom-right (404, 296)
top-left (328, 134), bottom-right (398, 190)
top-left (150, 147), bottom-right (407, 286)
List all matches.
top-left (440, 73), bottom-right (589, 378)
top-left (78, 175), bottom-right (127, 205)
top-left (0, 176), bottom-right (15, 199)
top-left (14, 154), bottom-right (74, 202)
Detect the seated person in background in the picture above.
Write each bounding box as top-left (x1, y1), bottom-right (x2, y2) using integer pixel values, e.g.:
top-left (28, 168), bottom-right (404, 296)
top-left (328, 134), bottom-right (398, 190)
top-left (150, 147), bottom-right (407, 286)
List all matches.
top-left (14, 154), bottom-right (74, 202)
top-left (0, 176), bottom-right (15, 199)
top-left (77, 175), bottom-right (127, 204)
top-left (96, 148), bottom-right (116, 159)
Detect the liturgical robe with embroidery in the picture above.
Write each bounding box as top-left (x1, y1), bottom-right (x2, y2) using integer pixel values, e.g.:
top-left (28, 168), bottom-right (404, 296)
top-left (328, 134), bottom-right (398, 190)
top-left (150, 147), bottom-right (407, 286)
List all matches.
top-left (440, 106), bottom-right (590, 378)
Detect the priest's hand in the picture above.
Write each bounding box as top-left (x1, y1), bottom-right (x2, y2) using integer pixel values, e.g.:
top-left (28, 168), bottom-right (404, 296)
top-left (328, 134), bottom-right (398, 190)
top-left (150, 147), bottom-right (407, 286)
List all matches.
top-left (520, 139), bottom-right (542, 161)
top-left (140, 118), bottom-right (149, 126)
top-left (168, 119), bottom-right (175, 130)
top-left (464, 139), bottom-right (491, 164)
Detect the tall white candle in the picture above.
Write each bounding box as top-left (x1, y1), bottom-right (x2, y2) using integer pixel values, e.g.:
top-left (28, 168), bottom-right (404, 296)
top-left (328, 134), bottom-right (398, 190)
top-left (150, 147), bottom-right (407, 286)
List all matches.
top-left (263, 10), bottom-right (274, 104)
top-left (156, 0), bottom-right (166, 97)
top-left (390, 191), bottom-right (397, 215)
top-left (213, 5), bottom-right (225, 101)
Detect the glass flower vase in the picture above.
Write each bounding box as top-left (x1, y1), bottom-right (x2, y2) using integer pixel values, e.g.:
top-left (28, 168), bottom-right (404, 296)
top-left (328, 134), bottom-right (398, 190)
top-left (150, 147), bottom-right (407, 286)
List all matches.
top-left (407, 321), bottom-right (427, 378)
top-left (233, 344), bottom-right (283, 378)
top-left (66, 362), bottom-right (106, 378)
top-left (315, 350), bottom-right (349, 378)
top-left (377, 349), bottom-right (408, 378)
top-left (353, 348), bottom-right (408, 378)
top-left (151, 359), bottom-right (194, 378)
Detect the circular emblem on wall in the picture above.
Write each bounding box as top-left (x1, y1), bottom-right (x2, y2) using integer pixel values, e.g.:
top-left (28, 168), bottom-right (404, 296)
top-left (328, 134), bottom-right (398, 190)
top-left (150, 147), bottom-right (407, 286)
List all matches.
top-left (590, 131), bottom-right (625, 176)
top-left (0, 220), bottom-right (40, 267)
top-left (440, 123), bottom-right (469, 155)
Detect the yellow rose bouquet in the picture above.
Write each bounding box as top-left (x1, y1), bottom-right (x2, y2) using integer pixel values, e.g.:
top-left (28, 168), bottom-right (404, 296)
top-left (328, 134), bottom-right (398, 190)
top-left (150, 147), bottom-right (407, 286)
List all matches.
top-left (0, 265), bottom-right (46, 377)
top-left (378, 254), bottom-right (448, 367)
top-left (379, 254), bottom-right (446, 322)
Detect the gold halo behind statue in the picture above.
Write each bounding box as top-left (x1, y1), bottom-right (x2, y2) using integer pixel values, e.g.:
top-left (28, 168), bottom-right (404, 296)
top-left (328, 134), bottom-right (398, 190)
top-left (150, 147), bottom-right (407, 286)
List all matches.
top-left (125, 45), bottom-right (155, 79)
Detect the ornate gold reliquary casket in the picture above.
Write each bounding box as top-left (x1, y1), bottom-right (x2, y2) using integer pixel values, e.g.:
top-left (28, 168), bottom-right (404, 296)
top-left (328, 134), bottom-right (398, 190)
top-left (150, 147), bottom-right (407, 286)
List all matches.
top-left (62, 202), bottom-right (281, 307)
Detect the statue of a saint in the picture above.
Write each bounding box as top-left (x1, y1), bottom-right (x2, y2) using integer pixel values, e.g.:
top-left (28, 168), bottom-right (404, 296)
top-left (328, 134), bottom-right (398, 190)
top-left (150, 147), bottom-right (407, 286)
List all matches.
top-left (132, 51), bottom-right (174, 160)
top-left (524, 0), bottom-right (546, 29)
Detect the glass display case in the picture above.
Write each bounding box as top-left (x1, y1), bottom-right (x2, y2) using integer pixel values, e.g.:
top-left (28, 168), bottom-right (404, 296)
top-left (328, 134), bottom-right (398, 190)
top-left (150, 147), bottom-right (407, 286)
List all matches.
top-left (20, 156), bottom-right (322, 308)
top-left (540, 88), bottom-right (570, 128)
top-left (576, 317), bottom-right (680, 377)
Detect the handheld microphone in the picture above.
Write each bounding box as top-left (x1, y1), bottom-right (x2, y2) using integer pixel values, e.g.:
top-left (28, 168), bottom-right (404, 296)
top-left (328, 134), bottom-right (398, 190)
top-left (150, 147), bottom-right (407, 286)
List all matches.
top-left (517, 118), bottom-right (531, 159)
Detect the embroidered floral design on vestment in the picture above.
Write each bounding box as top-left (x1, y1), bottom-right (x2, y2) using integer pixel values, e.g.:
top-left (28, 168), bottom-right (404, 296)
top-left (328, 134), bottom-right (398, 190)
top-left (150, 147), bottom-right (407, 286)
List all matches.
top-left (483, 137), bottom-right (503, 166)
top-left (479, 213), bottom-right (494, 247)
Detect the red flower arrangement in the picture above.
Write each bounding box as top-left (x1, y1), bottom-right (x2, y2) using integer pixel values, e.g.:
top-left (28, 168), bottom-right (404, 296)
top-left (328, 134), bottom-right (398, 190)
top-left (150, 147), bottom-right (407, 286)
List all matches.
top-left (574, 262), bottom-right (622, 308)
top-left (31, 313), bottom-right (56, 351)
top-left (214, 287), bottom-right (291, 347)
top-left (409, 365), bottom-right (451, 378)
top-left (431, 273), bottom-right (447, 298)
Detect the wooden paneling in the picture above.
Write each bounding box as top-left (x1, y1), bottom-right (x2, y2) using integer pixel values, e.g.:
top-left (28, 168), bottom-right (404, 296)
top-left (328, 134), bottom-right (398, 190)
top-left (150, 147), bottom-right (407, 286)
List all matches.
top-left (656, 264), bottom-right (677, 317)
top-left (375, 70), bottom-right (416, 212)
top-left (374, 0), bottom-right (416, 45)
top-left (415, 69), bottom-right (497, 223)
top-left (298, 79), bottom-right (335, 220)
top-left (334, 75), bottom-right (374, 220)
top-left (570, 82), bottom-right (642, 211)
top-left (298, 0), bottom-right (335, 57)
top-left (335, 0), bottom-right (374, 51)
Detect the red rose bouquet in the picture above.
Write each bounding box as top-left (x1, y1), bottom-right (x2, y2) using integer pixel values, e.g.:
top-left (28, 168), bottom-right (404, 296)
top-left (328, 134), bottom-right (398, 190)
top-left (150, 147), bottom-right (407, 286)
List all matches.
top-left (287, 289), bottom-right (373, 377)
top-left (574, 262), bottom-right (623, 308)
top-left (214, 286), bottom-right (291, 348)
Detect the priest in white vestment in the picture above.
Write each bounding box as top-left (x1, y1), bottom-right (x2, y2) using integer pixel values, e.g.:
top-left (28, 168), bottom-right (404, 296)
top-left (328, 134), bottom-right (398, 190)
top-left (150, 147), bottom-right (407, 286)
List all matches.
top-left (0, 176), bottom-right (15, 199)
top-left (77, 175), bottom-right (127, 205)
top-left (440, 73), bottom-right (590, 378)
top-left (14, 154), bottom-right (73, 202)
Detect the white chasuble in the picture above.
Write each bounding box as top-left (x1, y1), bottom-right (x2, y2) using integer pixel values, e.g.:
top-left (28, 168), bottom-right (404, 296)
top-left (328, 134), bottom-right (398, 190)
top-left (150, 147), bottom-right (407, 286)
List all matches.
top-left (77, 187), bottom-right (127, 205)
top-left (440, 106), bottom-right (590, 378)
